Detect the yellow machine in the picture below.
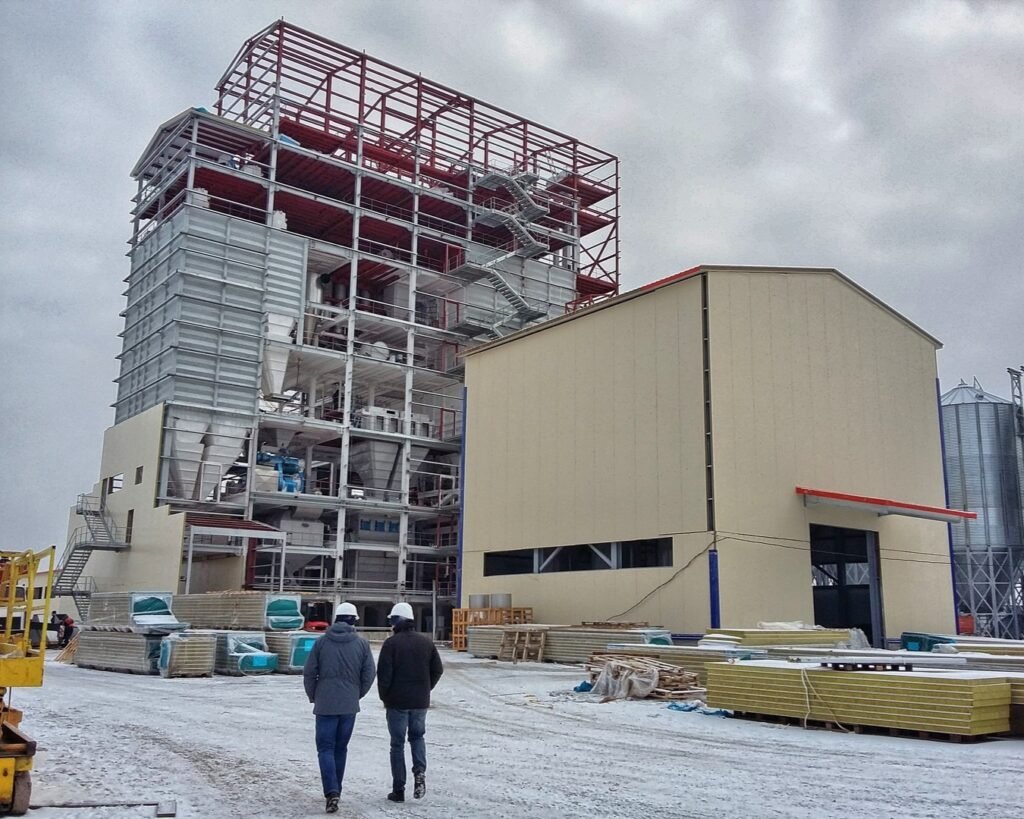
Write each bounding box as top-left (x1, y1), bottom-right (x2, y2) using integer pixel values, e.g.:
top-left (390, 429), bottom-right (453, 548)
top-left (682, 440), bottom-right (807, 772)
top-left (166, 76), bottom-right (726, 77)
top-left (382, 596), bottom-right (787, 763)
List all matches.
top-left (0, 548), bottom-right (55, 816)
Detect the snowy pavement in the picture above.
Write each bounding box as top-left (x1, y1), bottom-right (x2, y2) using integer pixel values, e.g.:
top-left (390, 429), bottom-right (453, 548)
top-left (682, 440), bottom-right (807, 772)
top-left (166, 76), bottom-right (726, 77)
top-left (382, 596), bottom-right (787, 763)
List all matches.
top-left (15, 650), bottom-right (1023, 818)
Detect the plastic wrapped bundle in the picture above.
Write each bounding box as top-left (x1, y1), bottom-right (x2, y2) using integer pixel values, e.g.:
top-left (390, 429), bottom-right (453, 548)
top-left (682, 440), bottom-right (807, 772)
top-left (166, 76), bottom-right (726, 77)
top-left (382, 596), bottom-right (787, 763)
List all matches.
top-left (159, 633), bottom-right (216, 678)
top-left (76, 630), bottom-right (162, 674)
top-left (266, 631), bottom-right (318, 673)
top-left (173, 592), bottom-right (304, 631)
top-left (208, 631), bottom-right (278, 676)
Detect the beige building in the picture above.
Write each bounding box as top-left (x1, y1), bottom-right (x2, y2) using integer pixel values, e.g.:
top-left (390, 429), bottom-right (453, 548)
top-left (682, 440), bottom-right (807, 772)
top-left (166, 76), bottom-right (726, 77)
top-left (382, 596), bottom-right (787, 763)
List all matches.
top-left (461, 265), bottom-right (972, 643)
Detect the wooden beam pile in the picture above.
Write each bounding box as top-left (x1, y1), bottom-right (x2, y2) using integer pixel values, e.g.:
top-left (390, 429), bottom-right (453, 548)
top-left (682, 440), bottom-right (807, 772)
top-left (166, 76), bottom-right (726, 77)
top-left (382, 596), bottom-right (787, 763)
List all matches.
top-left (706, 660), bottom-right (1011, 737)
top-left (602, 644), bottom-right (768, 687)
top-left (586, 654), bottom-right (704, 700)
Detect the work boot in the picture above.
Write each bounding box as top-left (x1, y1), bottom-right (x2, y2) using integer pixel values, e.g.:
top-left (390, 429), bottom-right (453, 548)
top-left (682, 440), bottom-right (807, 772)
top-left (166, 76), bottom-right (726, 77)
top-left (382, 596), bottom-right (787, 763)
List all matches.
top-left (326, 793), bottom-right (340, 813)
top-left (387, 789), bottom-right (405, 803)
top-left (413, 772), bottom-right (426, 799)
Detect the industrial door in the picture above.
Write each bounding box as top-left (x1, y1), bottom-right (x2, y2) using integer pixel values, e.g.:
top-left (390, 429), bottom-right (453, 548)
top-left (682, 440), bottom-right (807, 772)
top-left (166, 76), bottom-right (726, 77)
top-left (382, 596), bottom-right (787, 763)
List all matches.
top-left (809, 525), bottom-right (885, 647)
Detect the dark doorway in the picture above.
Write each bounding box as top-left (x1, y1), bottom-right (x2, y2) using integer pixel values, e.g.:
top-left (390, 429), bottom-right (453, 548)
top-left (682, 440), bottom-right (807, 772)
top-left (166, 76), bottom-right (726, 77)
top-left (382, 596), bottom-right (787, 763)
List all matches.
top-left (809, 525), bottom-right (885, 647)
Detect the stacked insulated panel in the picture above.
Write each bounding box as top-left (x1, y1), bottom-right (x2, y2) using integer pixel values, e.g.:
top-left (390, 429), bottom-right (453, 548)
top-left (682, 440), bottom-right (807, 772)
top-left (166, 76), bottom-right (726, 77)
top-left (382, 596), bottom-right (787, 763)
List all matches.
top-left (159, 633), bottom-right (217, 677)
top-left (76, 630), bottom-right (162, 674)
top-left (193, 630), bottom-right (279, 675)
top-left (266, 632), bottom-right (319, 673)
top-left (704, 628), bottom-right (853, 647)
top-left (467, 626), bottom-right (668, 663)
top-left (706, 660), bottom-right (1011, 736)
top-left (174, 592), bottom-right (304, 631)
top-left (85, 592), bottom-right (183, 630)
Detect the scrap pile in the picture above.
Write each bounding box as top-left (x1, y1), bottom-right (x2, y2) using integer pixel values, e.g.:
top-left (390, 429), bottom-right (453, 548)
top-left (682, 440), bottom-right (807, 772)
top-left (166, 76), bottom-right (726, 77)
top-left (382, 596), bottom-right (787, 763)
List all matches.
top-left (706, 659), bottom-right (1011, 737)
top-left (586, 654), bottom-right (704, 701)
top-left (602, 644), bottom-right (768, 687)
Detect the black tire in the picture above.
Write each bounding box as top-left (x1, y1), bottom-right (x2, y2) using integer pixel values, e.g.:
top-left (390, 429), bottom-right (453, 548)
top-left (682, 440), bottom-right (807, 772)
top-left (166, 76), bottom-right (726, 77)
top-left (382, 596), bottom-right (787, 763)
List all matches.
top-left (10, 771), bottom-right (30, 816)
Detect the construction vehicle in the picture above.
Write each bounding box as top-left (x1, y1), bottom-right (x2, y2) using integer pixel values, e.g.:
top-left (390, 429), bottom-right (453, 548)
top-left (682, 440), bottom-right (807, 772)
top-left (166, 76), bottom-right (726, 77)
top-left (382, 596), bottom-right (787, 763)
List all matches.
top-left (0, 548), bottom-right (55, 815)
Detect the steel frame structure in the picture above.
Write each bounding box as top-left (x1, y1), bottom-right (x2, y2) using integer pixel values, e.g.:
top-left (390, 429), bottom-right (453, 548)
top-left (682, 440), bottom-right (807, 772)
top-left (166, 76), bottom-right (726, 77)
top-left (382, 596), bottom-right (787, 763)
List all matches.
top-left (105, 21), bottom-right (618, 625)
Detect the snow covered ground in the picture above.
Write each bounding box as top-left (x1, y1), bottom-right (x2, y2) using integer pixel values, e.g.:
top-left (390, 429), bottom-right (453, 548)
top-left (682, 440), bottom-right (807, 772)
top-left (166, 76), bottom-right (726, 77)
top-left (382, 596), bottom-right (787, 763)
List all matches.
top-left (15, 650), bottom-right (1024, 818)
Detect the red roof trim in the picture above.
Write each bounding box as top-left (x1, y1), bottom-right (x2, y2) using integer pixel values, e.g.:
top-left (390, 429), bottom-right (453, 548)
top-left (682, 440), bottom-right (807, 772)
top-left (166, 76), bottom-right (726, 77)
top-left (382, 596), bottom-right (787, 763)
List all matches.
top-left (639, 265), bottom-right (702, 292)
top-left (795, 487), bottom-right (976, 520)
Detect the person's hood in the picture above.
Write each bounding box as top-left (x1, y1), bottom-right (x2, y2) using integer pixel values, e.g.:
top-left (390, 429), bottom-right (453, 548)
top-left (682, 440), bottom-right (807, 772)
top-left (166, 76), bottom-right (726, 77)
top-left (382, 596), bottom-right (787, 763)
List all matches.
top-left (325, 621), bottom-right (358, 643)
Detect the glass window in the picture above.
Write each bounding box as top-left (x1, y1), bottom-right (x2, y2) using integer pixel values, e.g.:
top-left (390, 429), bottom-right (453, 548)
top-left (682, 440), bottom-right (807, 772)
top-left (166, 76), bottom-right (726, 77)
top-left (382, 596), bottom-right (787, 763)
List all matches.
top-left (483, 550), bottom-right (534, 576)
top-left (620, 538), bottom-right (672, 568)
top-left (135, 466), bottom-right (144, 485)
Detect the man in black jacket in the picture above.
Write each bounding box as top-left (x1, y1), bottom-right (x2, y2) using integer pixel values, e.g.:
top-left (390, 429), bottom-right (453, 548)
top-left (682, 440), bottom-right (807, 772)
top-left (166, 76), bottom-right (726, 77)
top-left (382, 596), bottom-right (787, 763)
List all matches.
top-left (304, 602), bottom-right (376, 814)
top-left (376, 602), bottom-right (443, 802)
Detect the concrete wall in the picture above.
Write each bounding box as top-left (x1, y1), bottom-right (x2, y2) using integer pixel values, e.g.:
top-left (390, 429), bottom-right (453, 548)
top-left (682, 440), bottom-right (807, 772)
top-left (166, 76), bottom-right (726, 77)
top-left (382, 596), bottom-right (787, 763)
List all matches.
top-left (706, 269), bottom-right (953, 635)
top-left (74, 404), bottom-right (185, 595)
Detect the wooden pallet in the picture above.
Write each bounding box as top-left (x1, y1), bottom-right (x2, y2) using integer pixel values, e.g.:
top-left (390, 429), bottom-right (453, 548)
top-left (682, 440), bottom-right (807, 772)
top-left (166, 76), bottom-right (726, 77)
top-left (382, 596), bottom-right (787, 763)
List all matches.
top-left (55, 634), bottom-right (79, 663)
top-left (498, 628), bottom-right (546, 663)
top-left (452, 607), bottom-right (533, 651)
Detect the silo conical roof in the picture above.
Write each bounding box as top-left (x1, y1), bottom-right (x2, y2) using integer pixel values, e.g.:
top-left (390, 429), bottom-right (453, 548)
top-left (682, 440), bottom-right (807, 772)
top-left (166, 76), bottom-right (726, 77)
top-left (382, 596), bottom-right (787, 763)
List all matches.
top-left (940, 379), bottom-right (1011, 406)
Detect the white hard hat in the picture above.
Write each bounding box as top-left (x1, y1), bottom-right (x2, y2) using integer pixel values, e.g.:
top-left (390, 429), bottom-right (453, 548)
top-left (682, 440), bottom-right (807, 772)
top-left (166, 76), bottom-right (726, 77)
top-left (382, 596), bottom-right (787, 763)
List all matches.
top-left (336, 602), bottom-right (358, 620)
top-left (388, 602), bottom-right (414, 621)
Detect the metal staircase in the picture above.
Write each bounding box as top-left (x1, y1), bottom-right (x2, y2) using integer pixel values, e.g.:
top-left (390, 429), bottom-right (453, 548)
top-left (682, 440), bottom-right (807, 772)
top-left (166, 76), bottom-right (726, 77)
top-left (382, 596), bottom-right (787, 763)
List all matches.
top-left (486, 270), bottom-right (546, 321)
top-left (53, 494), bottom-right (130, 615)
top-left (476, 170), bottom-right (548, 222)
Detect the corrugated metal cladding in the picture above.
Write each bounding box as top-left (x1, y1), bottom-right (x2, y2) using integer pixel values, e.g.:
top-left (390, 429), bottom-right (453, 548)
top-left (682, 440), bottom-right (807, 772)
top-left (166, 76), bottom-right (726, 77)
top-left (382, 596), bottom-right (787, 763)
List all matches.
top-left (943, 399), bottom-right (1024, 549)
top-left (114, 207), bottom-right (307, 423)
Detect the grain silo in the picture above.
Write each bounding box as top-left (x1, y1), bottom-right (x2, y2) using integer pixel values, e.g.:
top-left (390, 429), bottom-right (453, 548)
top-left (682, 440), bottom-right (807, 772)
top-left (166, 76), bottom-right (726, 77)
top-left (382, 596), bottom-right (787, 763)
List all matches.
top-left (941, 379), bottom-right (1024, 638)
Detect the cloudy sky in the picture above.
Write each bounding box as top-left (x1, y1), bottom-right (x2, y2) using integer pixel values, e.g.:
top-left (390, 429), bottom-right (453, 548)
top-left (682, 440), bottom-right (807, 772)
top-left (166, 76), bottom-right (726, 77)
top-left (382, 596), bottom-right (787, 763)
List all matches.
top-left (1, 0), bottom-right (1021, 549)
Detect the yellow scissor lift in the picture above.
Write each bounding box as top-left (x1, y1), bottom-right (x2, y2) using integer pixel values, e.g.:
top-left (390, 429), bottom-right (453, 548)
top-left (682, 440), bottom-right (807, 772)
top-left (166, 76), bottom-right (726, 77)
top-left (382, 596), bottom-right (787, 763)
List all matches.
top-left (0, 548), bottom-right (55, 816)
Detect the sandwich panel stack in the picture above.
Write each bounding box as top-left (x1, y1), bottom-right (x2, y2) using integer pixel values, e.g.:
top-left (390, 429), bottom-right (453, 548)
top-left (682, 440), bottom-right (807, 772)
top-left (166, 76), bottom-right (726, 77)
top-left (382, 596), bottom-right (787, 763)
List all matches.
top-left (76, 630), bottom-right (162, 674)
top-left (467, 626), bottom-right (664, 664)
top-left (706, 660), bottom-right (1010, 736)
top-left (173, 592), bottom-right (304, 631)
top-left (86, 592), bottom-right (181, 629)
top-left (266, 631), bottom-right (318, 673)
top-left (200, 630), bottom-right (278, 676)
top-left (159, 633), bottom-right (217, 678)
top-left (706, 628), bottom-right (853, 647)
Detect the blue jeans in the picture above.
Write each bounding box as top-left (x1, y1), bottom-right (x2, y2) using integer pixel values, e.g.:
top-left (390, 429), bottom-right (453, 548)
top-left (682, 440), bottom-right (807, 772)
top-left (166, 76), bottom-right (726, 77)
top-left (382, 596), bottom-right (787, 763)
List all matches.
top-left (315, 714), bottom-right (357, 797)
top-left (386, 708), bottom-right (427, 791)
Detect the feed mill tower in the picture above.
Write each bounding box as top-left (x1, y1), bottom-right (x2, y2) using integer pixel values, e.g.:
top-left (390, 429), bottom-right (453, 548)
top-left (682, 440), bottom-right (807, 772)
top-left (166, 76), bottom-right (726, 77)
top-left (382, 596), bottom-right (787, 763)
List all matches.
top-left (942, 372), bottom-right (1024, 638)
top-left (57, 20), bottom-right (619, 630)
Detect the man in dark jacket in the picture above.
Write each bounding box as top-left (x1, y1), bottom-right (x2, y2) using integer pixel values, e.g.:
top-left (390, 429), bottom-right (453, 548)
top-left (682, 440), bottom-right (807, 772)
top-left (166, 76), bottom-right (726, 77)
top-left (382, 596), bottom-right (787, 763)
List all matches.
top-left (304, 602), bottom-right (376, 814)
top-left (377, 602), bottom-right (443, 803)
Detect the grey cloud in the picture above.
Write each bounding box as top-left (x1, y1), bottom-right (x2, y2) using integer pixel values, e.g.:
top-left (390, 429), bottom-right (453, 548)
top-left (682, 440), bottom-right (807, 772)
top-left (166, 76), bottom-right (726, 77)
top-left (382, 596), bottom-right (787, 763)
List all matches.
top-left (1, 0), bottom-right (1021, 550)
